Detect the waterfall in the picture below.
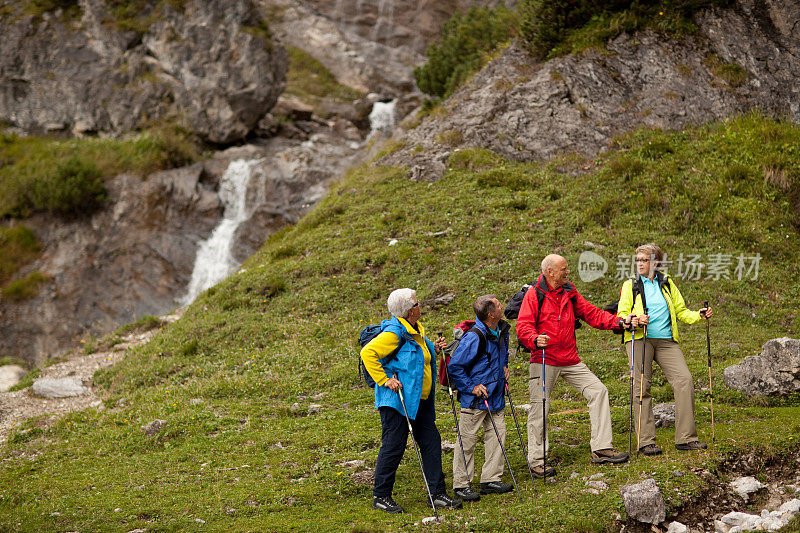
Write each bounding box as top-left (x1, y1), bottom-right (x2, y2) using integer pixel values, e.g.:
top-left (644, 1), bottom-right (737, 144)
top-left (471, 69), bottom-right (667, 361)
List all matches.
top-left (180, 159), bottom-right (262, 306)
top-left (371, 0), bottom-right (395, 44)
top-left (368, 99), bottom-right (396, 136)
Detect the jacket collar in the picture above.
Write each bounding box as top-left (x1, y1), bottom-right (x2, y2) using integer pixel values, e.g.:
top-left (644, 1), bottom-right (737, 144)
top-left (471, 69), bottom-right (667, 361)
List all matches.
top-left (474, 316), bottom-right (510, 341)
top-left (536, 273), bottom-right (575, 295)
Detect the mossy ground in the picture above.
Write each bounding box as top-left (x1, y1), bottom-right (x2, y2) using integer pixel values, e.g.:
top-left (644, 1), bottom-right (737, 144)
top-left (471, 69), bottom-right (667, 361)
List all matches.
top-left (1, 113), bottom-right (799, 531)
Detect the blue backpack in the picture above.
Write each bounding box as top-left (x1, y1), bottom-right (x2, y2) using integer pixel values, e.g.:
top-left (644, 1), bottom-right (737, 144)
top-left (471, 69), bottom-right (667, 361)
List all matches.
top-left (358, 324), bottom-right (406, 388)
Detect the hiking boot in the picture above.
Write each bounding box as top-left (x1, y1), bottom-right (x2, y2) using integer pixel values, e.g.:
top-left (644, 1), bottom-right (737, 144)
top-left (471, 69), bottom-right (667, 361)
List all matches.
top-left (479, 481), bottom-right (514, 494)
top-left (639, 444), bottom-right (663, 456)
top-left (427, 493), bottom-right (463, 509)
top-left (373, 495), bottom-right (403, 513)
top-left (676, 440), bottom-right (708, 451)
top-left (453, 486), bottom-right (481, 501)
top-left (591, 448), bottom-right (629, 464)
top-left (531, 465), bottom-right (557, 478)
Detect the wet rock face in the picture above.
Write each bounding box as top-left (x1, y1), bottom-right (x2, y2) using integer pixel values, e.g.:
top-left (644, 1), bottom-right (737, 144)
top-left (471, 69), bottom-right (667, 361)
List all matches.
top-left (380, 0), bottom-right (800, 180)
top-left (723, 338), bottom-right (800, 396)
top-left (0, 0), bottom-right (288, 143)
top-left (0, 123), bottom-right (363, 366)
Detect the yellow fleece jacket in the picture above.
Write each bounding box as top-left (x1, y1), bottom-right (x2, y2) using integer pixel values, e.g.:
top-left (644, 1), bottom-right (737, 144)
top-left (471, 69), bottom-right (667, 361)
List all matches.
top-left (360, 318), bottom-right (433, 399)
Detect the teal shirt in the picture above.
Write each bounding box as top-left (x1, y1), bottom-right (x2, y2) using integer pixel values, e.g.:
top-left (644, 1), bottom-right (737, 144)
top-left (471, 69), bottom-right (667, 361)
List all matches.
top-left (641, 276), bottom-right (671, 339)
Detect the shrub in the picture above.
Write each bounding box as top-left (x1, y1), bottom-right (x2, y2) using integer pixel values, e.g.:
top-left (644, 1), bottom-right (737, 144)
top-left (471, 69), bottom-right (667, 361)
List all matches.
top-left (519, 0), bottom-right (735, 59)
top-left (1, 271), bottom-right (50, 301)
top-left (28, 157), bottom-right (107, 216)
top-left (414, 6), bottom-right (515, 98)
top-left (0, 225), bottom-right (41, 286)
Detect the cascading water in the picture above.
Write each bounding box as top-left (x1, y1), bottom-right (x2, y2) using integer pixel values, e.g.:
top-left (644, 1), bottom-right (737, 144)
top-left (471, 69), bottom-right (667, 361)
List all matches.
top-left (368, 99), bottom-right (396, 137)
top-left (180, 159), bottom-right (262, 305)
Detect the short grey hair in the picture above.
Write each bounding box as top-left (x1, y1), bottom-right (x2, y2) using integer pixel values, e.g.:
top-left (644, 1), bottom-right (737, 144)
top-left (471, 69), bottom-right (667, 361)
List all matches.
top-left (474, 295), bottom-right (497, 322)
top-left (387, 288), bottom-right (417, 318)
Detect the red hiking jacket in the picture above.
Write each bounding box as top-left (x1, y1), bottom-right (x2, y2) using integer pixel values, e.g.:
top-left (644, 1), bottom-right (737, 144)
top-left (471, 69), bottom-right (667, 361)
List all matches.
top-left (517, 274), bottom-right (621, 366)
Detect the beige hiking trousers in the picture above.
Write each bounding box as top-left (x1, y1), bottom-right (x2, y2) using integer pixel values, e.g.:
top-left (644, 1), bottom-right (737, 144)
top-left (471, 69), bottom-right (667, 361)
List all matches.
top-left (452, 407), bottom-right (506, 487)
top-left (626, 337), bottom-right (698, 446)
top-left (526, 362), bottom-right (614, 466)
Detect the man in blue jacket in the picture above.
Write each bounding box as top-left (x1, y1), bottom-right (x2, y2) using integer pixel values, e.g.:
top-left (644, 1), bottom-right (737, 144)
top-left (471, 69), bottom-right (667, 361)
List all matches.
top-left (448, 295), bottom-right (514, 501)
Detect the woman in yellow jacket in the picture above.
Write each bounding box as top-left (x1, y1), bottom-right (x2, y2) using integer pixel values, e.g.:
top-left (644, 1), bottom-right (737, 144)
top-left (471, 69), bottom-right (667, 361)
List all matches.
top-left (617, 243), bottom-right (713, 455)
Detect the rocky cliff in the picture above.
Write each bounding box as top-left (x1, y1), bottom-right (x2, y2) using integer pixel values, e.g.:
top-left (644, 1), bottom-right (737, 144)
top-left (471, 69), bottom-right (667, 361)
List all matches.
top-left (0, 119), bottom-right (364, 365)
top-left (380, 0), bottom-right (800, 180)
top-left (262, 0), bottom-right (512, 96)
top-left (0, 0), bottom-right (287, 143)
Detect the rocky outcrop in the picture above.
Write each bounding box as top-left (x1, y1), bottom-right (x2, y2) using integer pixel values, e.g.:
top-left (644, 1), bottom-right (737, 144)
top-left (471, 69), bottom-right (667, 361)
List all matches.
top-left (380, 0), bottom-right (800, 180)
top-left (263, 0), bottom-right (510, 96)
top-left (0, 120), bottom-right (364, 366)
top-left (0, 0), bottom-right (287, 143)
top-left (723, 338), bottom-right (800, 396)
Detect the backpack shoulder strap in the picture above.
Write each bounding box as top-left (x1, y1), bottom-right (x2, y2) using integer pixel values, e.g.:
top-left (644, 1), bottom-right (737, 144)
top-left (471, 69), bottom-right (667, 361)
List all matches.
top-left (466, 327), bottom-right (488, 366)
top-left (635, 276), bottom-right (648, 312)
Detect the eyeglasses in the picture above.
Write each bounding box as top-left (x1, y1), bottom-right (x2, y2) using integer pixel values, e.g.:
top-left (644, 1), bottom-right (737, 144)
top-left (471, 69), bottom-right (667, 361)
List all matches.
top-left (410, 302), bottom-right (420, 309)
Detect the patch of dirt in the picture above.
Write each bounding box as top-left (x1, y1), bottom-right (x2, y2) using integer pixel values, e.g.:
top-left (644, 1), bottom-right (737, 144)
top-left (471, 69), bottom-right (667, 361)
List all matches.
top-left (0, 310), bottom-right (182, 443)
top-left (618, 449), bottom-right (800, 532)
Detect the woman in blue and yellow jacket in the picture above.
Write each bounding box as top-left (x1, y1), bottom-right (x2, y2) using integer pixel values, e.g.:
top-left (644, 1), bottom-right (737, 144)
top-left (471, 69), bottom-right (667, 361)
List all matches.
top-left (618, 243), bottom-right (713, 456)
top-left (360, 288), bottom-right (462, 514)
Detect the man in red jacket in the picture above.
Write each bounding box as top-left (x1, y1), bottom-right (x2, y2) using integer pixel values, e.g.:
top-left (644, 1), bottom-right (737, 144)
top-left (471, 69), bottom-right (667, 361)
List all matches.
top-left (517, 254), bottom-right (631, 477)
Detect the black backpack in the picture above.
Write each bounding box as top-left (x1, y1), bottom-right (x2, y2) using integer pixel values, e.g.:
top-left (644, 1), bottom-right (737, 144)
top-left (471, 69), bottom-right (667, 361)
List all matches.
top-left (605, 274), bottom-right (671, 335)
top-left (358, 324), bottom-right (406, 388)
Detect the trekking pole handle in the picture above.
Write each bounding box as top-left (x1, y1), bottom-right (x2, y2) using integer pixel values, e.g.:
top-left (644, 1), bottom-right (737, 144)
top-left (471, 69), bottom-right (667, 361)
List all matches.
top-left (703, 300), bottom-right (709, 319)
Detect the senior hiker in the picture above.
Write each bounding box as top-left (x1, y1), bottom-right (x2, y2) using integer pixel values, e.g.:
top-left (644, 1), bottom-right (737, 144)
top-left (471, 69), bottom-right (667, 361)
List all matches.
top-left (618, 243), bottom-right (714, 455)
top-left (360, 288), bottom-right (462, 513)
top-left (517, 254), bottom-right (633, 478)
top-left (447, 295), bottom-right (514, 501)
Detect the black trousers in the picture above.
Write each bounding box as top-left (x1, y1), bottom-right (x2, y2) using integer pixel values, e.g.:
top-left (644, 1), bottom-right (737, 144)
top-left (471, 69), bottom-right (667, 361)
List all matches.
top-left (373, 397), bottom-right (446, 498)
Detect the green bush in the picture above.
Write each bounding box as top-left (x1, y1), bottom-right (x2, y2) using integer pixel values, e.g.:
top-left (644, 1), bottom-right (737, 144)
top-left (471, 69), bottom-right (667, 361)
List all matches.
top-left (1, 271), bottom-right (50, 301)
top-left (30, 157), bottom-right (107, 216)
top-left (0, 225), bottom-right (41, 286)
top-left (414, 6), bottom-right (515, 98)
top-left (0, 128), bottom-right (202, 219)
top-left (519, 0), bottom-right (735, 59)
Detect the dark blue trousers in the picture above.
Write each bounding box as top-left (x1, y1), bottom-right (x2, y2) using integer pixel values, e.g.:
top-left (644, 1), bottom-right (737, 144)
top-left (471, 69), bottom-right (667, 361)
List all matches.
top-left (373, 397), bottom-right (446, 498)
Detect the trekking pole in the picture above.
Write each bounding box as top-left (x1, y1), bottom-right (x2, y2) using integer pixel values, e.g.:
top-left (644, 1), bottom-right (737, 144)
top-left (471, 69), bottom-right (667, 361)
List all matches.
top-left (438, 332), bottom-right (470, 480)
top-left (394, 373), bottom-right (438, 518)
top-left (541, 347), bottom-right (548, 478)
top-left (482, 398), bottom-right (523, 503)
top-left (636, 308), bottom-right (648, 458)
top-left (628, 321), bottom-right (636, 458)
top-left (505, 382), bottom-right (537, 492)
top-left (703, 301), bottom-right (715, 447)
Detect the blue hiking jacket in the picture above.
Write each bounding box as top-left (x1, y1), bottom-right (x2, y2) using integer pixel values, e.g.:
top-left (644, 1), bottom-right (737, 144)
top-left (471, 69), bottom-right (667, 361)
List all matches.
top-left (373, 316), bottom-right (437, 420)
top-left (448, 317), bottom-right (509, 411)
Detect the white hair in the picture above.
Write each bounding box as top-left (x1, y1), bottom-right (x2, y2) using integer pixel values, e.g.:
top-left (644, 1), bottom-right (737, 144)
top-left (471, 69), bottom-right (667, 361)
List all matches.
top-left (387, 288), bottom-right (417, 318)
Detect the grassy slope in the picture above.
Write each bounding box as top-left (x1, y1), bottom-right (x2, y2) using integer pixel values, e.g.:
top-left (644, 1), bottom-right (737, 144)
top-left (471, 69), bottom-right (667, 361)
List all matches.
top-left (1, 113), bottom-right (800, 531)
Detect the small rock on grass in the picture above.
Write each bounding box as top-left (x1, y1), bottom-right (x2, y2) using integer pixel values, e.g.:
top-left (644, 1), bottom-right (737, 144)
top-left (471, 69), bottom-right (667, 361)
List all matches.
top-left (32, 377), bottom-right (87, 399)
top-left (141, 419), bottom-right (166, 436)
top-left (620, 478), bottom-right (666, 524)
top-left (667, 521), bottom-right (688, 533)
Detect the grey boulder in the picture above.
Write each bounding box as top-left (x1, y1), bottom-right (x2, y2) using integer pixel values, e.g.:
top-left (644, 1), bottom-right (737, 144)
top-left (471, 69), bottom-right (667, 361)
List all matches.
top-left (621, 478), bottom-right (666, 524)
top-left (723, 338), bottom-right (800, 395)
top-left (32, 377), bottom-right (88, 399)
